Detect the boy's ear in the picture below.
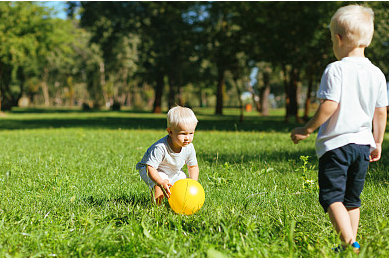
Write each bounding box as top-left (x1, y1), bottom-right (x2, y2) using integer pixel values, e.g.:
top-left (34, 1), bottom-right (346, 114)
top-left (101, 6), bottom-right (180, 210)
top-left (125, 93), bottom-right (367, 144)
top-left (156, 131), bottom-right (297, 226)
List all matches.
top-left (335, 34), bottom-right (343, 45)
top-left (167, 127), bottom-right (172, 135)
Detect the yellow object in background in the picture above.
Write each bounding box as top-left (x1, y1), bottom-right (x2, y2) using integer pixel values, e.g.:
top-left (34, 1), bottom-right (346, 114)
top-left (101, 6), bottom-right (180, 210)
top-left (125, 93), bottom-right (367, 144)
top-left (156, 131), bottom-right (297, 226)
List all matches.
top-left (168, 179), bottom-right (205, 215)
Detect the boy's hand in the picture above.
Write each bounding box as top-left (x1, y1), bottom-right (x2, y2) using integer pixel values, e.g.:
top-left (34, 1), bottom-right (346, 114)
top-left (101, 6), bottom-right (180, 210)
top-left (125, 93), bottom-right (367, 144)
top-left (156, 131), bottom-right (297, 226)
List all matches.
top-left (291, 127), bottom-right (311, 144)
top-left (370, 143), bottom-right (382, 162)
top-left (158, 179), bottom-right (172, 198)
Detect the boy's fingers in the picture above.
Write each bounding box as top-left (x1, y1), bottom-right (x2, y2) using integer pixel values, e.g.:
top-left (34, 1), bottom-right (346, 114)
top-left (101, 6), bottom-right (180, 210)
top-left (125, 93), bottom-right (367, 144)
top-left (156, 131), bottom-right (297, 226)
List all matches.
top-left (160, 185), bottom-right (169, 198)
top-left (370, 153), bottom-right (380, 162)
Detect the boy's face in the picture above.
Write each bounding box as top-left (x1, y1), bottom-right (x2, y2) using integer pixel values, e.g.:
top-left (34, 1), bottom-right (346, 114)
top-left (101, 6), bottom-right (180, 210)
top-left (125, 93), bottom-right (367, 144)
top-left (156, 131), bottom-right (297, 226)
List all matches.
top-left (167, 123), bottom-right (196, 151)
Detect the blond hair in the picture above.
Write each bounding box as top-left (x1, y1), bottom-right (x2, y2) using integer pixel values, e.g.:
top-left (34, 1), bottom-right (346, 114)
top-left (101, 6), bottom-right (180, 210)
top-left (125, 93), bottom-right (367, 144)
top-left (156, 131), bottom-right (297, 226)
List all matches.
top-left (330, 4), bottom-right (374, 47)
top-left (167, 106), bottom-right (198, 128)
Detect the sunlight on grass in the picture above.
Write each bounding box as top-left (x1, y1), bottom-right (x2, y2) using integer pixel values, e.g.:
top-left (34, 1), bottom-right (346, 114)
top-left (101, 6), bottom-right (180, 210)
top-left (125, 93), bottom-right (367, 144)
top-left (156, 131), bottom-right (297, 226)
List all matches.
top-left (0, 109), bottom-right (388, 257)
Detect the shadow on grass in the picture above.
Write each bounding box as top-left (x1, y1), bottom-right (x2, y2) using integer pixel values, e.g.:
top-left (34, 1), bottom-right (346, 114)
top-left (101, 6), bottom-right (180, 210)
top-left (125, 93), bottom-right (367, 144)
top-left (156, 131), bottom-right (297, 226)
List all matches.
top-left (83, 192), bottom-right (151, 207)
top-left (10, 107), bottom-right (153, 114)
top-left (0, 111), bottom-right (301, 132)
top-left (200, 148), bottom-right (318, 167)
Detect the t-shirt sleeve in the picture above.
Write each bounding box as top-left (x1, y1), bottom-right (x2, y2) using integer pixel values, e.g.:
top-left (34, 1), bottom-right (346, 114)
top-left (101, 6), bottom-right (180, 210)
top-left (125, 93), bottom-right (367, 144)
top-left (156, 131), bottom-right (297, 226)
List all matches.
top-left (316, 64), bottom-right (341, 103)
top-left (375, 74), bottom-right (388, 107)
top-left (185, 144), bottom-right (198, 167)
top-left (142, 145), bottom-right (165, 169)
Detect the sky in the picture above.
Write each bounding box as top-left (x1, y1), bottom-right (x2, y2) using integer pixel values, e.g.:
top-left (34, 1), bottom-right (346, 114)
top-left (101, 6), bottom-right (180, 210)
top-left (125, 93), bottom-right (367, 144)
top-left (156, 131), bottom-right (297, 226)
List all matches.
top-left (38, 1), bottom-right (69, 19)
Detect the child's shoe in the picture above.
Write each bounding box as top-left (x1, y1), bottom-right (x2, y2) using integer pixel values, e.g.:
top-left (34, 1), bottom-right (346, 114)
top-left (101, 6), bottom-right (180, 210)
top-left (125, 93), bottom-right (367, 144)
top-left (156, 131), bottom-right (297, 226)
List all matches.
top-left (332, 242), bottom-right (360, 253)
top-left (332, 245), bottom-right (345, 253)
top-left (351, 242), bottom-right (360, 254)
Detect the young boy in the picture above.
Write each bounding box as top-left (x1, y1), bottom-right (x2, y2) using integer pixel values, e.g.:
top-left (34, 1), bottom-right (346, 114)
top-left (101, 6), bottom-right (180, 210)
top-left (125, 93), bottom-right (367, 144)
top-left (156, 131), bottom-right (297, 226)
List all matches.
top-left (136, 106), bottom-right (199, 205)
top-left (291, 4), bottom-right (387, 252)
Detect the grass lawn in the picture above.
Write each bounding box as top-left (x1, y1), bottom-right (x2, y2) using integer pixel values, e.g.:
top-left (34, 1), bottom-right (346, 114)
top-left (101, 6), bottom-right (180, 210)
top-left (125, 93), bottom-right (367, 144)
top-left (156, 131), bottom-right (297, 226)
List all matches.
top-left (0, 108), bottom-right (388, 257)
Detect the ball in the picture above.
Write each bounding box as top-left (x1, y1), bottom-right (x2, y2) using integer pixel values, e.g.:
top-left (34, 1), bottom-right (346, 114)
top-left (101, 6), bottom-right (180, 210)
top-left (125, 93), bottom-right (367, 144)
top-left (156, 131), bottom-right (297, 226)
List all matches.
top-left (168, 179), bottom-right (205, 215)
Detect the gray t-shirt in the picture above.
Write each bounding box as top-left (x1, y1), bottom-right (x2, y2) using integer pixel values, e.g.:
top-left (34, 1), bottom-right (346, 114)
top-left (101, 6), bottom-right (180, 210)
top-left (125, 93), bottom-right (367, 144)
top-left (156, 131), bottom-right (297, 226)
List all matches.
top-left (136, 135), bottom-right (197, 178)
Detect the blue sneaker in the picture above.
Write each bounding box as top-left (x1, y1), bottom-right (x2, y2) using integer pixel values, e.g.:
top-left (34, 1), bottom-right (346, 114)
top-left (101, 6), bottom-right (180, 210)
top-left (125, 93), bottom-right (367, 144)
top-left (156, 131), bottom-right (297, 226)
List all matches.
top-left (332, 245), bottom-right (345, 253)
top-left (351, 242), bottom-right (360, 253)
top-left (351, 242), bottom-right (360, 249)
top-left (332, 242), bottom-right (360, 253)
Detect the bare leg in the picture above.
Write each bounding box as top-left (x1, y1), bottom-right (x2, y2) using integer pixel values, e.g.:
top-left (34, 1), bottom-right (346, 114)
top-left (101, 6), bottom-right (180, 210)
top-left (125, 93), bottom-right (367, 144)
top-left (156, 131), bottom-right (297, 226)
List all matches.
top-left (327, 202), bottom-right (355, 245)
top-left (347, 207), bottom-right (360, 240)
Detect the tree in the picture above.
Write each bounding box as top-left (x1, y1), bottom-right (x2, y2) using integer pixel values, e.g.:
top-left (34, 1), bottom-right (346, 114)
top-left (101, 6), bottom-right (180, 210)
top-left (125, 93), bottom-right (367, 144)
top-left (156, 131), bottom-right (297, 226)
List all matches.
top-left (0, 2), bottom-right (78, 110)
top-left (236, 2), bottom-right (339, 121)
top-left (80, 1), bottom-right (199, 113)
top-left (0, 2), bottom-right (48, 110)
top-left (80, 1), bottom-right (142, 109)
top-left (36, 18), bottom-right (78, 106)
top-left (199, 2), bottom-right (247, 115)
top-left (367, 1), bottom-right (389, 76)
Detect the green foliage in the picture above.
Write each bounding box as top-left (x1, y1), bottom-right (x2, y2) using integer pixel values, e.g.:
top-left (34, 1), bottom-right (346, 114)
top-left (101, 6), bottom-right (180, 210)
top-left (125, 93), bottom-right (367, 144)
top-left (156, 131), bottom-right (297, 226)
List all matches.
top-left (0, 2), bottom-right (81, 110)
top-left (366, 1), bottom-right (389, 75)
top-left (298, 156), bottom-right (318, 192)
top-left (1, 2), bottom-right (389, 114)
top-left (0, 109), bottom-right (388, 257)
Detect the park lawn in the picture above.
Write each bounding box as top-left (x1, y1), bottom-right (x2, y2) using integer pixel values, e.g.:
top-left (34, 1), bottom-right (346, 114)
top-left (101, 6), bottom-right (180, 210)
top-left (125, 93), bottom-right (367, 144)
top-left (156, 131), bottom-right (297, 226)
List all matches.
top-left (0, 109), bottom-right (388, 257)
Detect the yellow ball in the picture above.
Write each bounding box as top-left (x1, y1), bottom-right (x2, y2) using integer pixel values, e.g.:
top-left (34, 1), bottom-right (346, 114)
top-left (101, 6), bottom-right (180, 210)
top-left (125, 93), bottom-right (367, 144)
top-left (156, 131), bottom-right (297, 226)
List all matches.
top-left (168, 179), bottom-right (205, 215)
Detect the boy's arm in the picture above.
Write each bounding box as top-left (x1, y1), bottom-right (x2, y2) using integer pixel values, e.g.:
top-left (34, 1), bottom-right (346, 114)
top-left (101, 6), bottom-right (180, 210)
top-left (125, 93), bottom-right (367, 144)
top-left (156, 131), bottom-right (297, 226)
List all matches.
top-left (146, 165), bottom-right (172, 198)
top-left (291, 99), bottom-right (338, 144)
top-left (188, 164), bottom-right (199, 181)
top-left (370, 106), bottom-right (387, 162)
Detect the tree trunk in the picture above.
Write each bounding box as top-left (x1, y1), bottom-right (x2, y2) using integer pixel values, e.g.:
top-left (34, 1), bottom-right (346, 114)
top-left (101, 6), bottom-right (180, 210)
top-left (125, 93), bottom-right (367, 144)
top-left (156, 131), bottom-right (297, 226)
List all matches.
top-left (249, 86), bottom-right (261, 113)
top-left (199, 89), bottom-right (207, 108)
top-left (304, 72), bottom-right (313, 121)
top-left (215, 68), bottom-right (225, 115)
top-left (260, 71), bottom-right (270, 116)
top-left (87, 66), bottom-right (104, 109)
top-left (100, 62), bottom-right (106, 105)
top-left (287, 67), bottom-right (299, 122)
top-left (235, 80), bottom-right (244, 122)
top-left (153, 72), bottom-right (164, 113)
top-left (284, 66), bottom-right (300, 122)
top-left (283, 66), bottom-right (290, 122)
top-left (0, 62), bottom-right (3, 112)
top-left (260, 86), bottom-right (270, 116)
top-left (121, 67), bottom-right (128, 105)
top-left (41, 67), bottom-right (50, 106)
top-left (67, 76), bottom-right (75, 106)
top-left (168, 73), bottom-right (176, 109)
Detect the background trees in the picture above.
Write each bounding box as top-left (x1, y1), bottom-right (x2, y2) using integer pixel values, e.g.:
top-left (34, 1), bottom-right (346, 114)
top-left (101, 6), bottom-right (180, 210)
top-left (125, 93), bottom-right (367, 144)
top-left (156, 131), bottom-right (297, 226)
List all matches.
top-left (1, 1), bottom-right (388, 120)
top-left (0, 2), bottom-right (81, 111)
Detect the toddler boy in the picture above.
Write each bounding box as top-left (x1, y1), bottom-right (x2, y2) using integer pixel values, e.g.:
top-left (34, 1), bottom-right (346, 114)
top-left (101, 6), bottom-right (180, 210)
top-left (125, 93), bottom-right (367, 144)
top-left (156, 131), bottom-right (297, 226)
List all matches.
top-left (291, 4), bottom-right (387, 252)
top-left (136, 106), bottom-right (199, 204)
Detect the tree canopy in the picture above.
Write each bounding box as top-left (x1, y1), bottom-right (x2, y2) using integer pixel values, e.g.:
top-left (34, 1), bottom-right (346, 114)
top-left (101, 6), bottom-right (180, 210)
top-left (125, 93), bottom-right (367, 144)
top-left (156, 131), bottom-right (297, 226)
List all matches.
top-left (0, 1), bottom-right (388, 119)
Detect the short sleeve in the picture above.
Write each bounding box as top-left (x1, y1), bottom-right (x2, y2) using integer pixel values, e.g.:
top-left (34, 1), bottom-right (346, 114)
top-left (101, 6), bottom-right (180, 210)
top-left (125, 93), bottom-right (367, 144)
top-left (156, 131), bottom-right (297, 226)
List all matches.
top-left (375, 75), bottom-right (388, 107)
top-left (185, 144), bottom-right (197, 167)
top-left (143, 145), bottom-right (165, 169)
top-left (316, 64), bottom-right (341, 103)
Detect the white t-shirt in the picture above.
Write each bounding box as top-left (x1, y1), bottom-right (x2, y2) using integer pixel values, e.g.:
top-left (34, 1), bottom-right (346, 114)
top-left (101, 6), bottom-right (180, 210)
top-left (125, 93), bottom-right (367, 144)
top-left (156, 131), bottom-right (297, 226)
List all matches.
top-left (315, 57), bottom-right (388, 158)
top-left (387, 81), bottom-right (389, 103)
top-left (136, 135), bottom-right (198, 178)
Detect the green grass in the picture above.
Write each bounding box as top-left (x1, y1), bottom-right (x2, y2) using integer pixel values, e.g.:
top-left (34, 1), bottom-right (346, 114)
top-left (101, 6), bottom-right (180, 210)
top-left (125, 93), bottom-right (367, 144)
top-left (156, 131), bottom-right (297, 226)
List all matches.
top-left (0, 108), bottom-right (388, 257)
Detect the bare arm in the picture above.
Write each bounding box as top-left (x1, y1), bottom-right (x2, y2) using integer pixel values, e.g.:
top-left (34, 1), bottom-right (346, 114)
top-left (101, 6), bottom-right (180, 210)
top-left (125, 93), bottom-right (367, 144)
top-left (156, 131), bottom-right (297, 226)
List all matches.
top-left (291, 99), bottom-right (338, 144)
top-left (370, 107), bottom-right (387, 162)
top-left (188, 164), bottom-right (199, 181)
top-left (146, 165), bottom-right (171, 198)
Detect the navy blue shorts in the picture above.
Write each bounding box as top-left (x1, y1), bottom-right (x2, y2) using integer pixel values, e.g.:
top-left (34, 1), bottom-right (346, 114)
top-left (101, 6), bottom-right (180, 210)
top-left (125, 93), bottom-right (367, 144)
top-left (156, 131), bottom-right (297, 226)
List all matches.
top-left (318, 144), bottom-right (370, 212)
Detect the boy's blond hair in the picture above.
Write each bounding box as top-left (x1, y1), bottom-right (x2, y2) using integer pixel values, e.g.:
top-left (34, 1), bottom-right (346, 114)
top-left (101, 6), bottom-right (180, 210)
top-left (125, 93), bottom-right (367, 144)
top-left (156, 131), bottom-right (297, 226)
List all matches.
top-left (167, 106), bottom-right (198, 128)
top-left (330, 4), bottom-right (374, 48)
